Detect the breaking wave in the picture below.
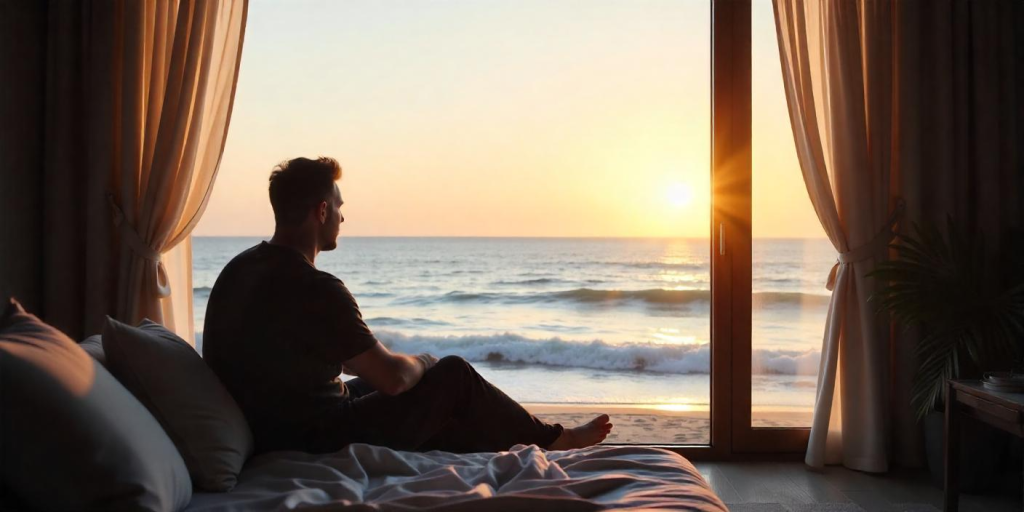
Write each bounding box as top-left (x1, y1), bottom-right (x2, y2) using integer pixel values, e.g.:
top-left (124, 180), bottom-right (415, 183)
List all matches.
top-left (375, 330), bottom-right (820, 375)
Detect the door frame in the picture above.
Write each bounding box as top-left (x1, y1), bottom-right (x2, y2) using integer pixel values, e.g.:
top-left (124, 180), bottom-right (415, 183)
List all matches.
top-left (667, 0), bottom-right (809, 460)
top-left (717, 0), bottom-right (809, 455)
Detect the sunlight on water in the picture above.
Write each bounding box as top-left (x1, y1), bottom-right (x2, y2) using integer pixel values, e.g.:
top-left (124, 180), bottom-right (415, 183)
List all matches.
top-left (651, 404), bottom-right (705, 413)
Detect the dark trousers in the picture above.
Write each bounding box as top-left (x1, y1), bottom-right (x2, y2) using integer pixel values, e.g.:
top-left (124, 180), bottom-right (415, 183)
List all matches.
top-left (307, 356), bottom-right (563, 454)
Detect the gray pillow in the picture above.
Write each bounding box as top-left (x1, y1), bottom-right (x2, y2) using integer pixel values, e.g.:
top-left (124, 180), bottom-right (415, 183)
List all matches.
top-left (103, 317), bottom-right (254, 492)
top-left (80, 334), bottom-right (106, 366)
top-left (0, 299), bottom-right (192, 511)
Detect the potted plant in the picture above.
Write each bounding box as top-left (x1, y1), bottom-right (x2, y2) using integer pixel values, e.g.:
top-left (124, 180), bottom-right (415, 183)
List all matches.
top-left (870, 218), bottom-right (1024, 487)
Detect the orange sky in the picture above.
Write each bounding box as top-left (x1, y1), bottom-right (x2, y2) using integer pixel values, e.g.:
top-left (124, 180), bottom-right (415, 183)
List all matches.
top-left (195, 0), bottom-right (822, 239)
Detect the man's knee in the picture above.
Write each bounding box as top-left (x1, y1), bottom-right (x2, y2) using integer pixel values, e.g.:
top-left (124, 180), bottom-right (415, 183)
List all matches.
top-left (418, 356), bottom-right (474, 391)
top-left (434, 355), bottom-right (473, 373)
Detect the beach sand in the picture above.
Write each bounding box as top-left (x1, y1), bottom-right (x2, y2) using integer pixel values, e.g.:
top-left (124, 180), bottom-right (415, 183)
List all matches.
top-left (527, 404), bottom-right (811, 445)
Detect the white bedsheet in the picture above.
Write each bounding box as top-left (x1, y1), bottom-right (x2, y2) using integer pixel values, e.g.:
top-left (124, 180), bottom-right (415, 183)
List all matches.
top-left (185, 443), bottom-right (727, 511)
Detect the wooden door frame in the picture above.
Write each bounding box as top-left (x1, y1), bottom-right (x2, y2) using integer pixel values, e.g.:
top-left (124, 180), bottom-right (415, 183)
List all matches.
top-left (714, 0), bottom-right (750, 458)
top-left (665, 0), bottom-right (808, 460)
top-left (717, 0), bottom-right (808, 455)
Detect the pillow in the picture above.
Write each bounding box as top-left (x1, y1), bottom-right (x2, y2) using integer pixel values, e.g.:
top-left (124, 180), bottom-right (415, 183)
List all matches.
top-left (103, 317), bottom-right (254, 492)
top-left (0, 299), bottom-right (192, 511)
top-left (80, 334), bottom-right (106, 366)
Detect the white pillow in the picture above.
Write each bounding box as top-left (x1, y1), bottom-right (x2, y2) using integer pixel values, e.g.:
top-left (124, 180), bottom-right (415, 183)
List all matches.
top-left (103, 317), bottom-right (254, 492)
top-left (0, 299), bottom-right (192, 511)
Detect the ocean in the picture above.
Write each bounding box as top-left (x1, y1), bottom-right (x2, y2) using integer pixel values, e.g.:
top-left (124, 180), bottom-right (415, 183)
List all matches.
top-left (193, 237), bottom-right (833, 421)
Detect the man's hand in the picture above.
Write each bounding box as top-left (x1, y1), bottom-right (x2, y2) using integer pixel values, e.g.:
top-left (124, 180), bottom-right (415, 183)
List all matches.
top-left (416, 353), bottom-right (439, 371)
top-left (344, 342), bottom-right (436, 396)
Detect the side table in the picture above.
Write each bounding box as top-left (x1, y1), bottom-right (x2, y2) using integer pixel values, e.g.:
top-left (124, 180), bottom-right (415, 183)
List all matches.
top-left (944, 379), bottom-right (1024, 512)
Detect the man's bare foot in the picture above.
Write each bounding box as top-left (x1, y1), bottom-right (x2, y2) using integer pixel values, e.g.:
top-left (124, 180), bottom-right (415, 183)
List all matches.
top-left (547, 414), bottom-right (613, 450)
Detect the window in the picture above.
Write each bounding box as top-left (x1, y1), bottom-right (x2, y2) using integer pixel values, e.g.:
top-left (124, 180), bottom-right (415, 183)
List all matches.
top-left (750, 0), bottom-right (828, 429)
top-left (194, 0), bottom-right (823, 456)
top-left (196, 0), bottom-right (714, 447)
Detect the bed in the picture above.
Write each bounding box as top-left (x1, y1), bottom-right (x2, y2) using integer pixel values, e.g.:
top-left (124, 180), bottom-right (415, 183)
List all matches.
top-left (2, 304), bottom-right (726, 511)
top-left (184, 443), bottom-right (727, 511)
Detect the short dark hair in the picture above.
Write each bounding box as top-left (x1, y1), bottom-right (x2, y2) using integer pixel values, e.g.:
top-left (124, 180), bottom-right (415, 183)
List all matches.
top-left (268, 157), bottom-right (342, 226)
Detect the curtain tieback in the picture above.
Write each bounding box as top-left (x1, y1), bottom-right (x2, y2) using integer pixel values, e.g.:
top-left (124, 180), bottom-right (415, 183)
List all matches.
top-left (825, 199), bottom-right (905, 291)
top-left (107, 195), bottom-right (172, 298)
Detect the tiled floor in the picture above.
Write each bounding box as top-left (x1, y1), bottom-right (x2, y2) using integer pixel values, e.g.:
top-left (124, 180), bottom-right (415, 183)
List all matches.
top-left (694, 462), bottom-right (1020, 512)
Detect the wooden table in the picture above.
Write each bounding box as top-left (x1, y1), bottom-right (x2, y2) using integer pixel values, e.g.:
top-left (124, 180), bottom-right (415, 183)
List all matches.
top-left (944, 379), bottom-right (1024, 512)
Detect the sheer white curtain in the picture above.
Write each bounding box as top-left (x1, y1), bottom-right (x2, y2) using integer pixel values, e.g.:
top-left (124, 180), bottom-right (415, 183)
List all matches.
top-left (105, 0), bottom-right (247, 344)
top-left (773, 0), bottom-right (899, 471)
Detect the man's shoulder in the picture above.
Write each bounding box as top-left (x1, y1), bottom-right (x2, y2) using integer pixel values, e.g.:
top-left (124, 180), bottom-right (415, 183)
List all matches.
top-left (309, 270), bottom-right (356, 303)
top-left (220, 242), bottom-right (269, 272)
top-left (208, 243), bottom-right (303, 304)
top-left (219, 242), bottom-right (310, 278)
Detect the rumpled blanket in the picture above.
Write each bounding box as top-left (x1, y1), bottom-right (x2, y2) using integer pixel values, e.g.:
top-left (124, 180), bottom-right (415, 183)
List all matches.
top-left (185, 443), bottom-right (726, 511)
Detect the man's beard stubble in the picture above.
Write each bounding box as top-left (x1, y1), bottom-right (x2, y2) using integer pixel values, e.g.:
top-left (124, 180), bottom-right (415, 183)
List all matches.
top-left (320, 226), bottom-right (339, 251)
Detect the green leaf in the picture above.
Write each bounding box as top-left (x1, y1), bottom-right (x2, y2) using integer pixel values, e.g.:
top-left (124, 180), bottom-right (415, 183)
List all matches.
top-left (872, 218), bottom-right (1024, 421)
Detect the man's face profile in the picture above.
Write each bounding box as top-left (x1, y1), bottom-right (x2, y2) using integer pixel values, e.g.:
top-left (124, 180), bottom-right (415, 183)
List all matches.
top-left (319, 184), bottom-right (344, 251)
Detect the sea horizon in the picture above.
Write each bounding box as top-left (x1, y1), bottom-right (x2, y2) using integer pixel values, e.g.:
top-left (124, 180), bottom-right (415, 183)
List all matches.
top-left (194, 234), bottom-right (831, 240)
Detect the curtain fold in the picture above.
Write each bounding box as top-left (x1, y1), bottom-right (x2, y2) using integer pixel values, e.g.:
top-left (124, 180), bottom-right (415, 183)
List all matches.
top-left (775, 0), bottom-right (1024, 471)
top-left (100, 0), bottom-right (247, 342)
top-left (891, 0), bottom-right (1024, 467)
top-left (13, 0), bottom-right (247, 342)
top-left (773, 0), bottom-right (896, 472)
top-left (893, 0), bottom-right (1024, 250)
top-left (0, 2), bottom-right (47, 318)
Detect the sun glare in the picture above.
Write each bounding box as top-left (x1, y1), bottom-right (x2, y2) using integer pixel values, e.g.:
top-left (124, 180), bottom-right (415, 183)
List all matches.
top-left (667, 182), bottom-right (693, 208)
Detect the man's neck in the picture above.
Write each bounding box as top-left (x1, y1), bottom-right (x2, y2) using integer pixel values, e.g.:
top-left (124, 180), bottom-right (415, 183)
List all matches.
top-left (269, 230), bottom-right (318, 266)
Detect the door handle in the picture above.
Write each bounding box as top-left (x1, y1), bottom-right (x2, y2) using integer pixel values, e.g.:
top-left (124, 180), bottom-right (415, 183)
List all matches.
top-left (719, 223), bottom-right (725, 256)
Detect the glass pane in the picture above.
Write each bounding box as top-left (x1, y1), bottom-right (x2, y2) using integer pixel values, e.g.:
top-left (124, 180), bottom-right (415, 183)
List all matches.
top-left (751, 0), bottom-right (830, 428)
top-left (195, 1), bottom-right (712, 445)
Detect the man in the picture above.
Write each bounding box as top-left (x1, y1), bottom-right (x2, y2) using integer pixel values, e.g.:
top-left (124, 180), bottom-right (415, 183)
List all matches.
top-left (203, 156), bottom-right (612, 454)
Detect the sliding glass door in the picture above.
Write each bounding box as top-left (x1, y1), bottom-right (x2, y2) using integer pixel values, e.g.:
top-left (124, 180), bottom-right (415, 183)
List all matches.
top-left (711, 0), bottom-right (821, 454)
top-left (748, 0), bottom-right (830, 442)
top-left (198, 0), bottom-right (719, 450)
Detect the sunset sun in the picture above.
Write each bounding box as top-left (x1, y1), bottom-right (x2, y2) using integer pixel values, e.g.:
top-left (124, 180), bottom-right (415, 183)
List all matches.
top-left (666, 182), bottom-right (694, 208)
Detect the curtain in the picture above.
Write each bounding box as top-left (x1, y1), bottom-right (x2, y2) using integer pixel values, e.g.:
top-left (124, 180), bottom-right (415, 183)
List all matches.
top-left (773, 0), bottom-right (897, 472)
top-left (891, 0), bottom-right (1024, 467)
top-left (774, 0), bottom-right (1024, 471)
top-left (0, 2), bottom-right (48, 320)
top-left (101, 0), bottom-right (247, 343)
top-left (0, 1), bottom-right (246, 342)
top-left (894, 0), bottom-right (1024, 251)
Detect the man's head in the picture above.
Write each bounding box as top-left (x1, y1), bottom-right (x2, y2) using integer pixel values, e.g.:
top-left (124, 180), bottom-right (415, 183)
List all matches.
top-left (268, 157), bottom-right (344, 251)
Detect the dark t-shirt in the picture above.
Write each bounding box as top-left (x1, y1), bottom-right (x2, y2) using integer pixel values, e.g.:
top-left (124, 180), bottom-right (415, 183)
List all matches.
top-left (203, 242), bottom-right (377, 453)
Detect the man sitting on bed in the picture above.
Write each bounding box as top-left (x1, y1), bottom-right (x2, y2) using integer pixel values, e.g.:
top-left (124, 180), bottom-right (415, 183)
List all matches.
top-left (203, 156), bottom-right (613, 455)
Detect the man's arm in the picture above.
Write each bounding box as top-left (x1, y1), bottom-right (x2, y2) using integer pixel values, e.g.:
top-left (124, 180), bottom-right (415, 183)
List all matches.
top-left (344, 341), bottom-right (438, 396)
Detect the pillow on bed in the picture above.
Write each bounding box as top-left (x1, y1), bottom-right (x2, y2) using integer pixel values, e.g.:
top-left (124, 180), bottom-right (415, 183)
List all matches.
top-left (103, 317), bottom-right (254, 492)
top-left (80, 334), bottom-right (106, 366)
top-left (0, 299), bottom-right (192, 511)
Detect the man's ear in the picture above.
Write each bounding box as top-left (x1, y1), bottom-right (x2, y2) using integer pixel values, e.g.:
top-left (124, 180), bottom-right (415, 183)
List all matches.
top-left (318, 201), bottom-right (328, 224)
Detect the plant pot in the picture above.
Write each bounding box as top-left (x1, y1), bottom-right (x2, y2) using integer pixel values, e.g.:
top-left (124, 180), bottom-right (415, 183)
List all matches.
top-left (923, 410), bottom-right (1002, 491)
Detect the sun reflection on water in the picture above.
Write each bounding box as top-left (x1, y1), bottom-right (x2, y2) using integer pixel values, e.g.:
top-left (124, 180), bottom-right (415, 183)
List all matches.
top-left (651, 404), bottom-right (705, 413)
